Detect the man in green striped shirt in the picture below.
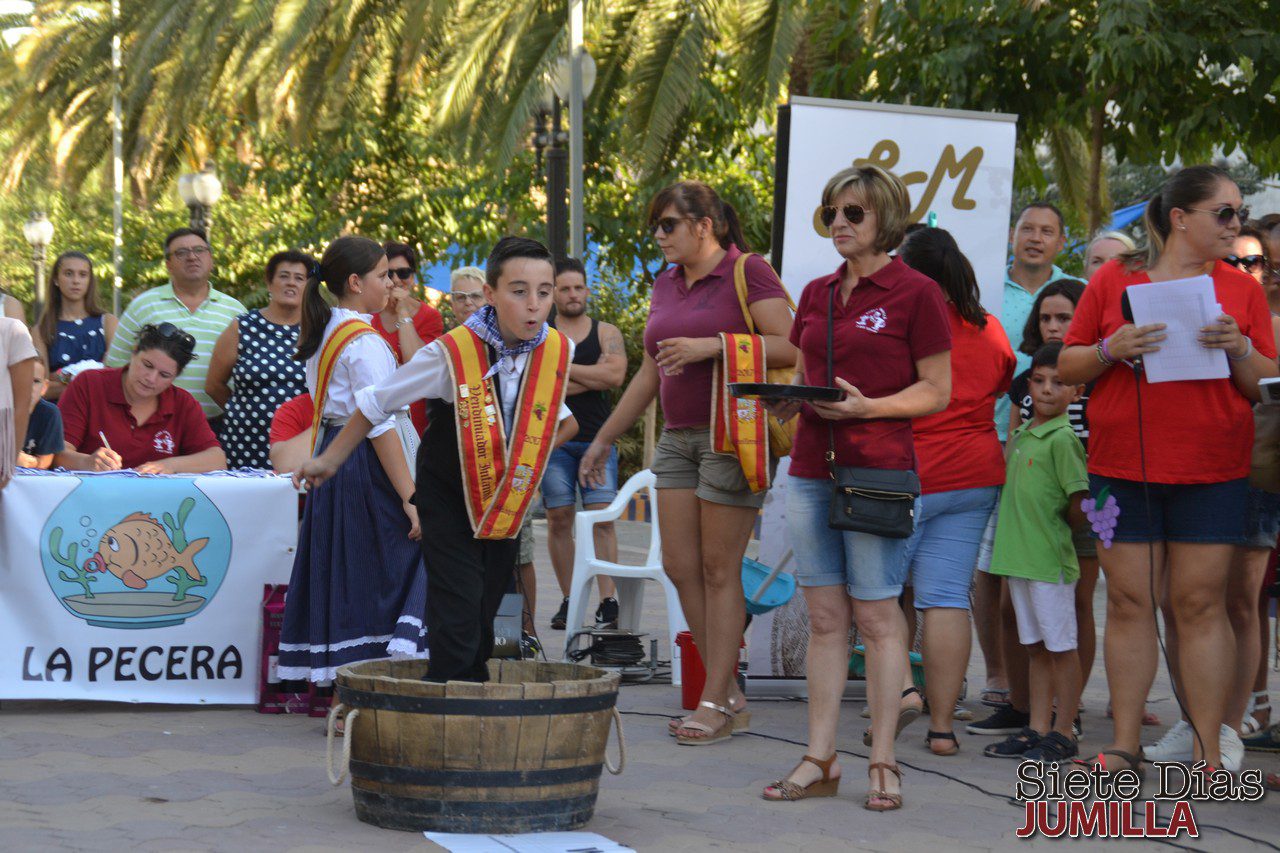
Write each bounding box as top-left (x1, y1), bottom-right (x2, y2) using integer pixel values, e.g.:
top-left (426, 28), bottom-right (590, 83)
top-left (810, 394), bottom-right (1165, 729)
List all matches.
top-left (105, 228), bottom-right (246, 419)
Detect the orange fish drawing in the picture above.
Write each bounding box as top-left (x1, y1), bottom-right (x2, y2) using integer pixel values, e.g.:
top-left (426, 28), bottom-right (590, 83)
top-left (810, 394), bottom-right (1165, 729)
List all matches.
top-left (82, 512), bottom-right (208, 590)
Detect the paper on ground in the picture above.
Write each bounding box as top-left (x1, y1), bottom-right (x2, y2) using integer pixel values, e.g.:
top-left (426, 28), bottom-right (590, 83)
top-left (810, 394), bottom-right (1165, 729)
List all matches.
top-left (425, 830), bottom-right (634, 853)
top-left (1124, 276), bottom-right (1229, 383)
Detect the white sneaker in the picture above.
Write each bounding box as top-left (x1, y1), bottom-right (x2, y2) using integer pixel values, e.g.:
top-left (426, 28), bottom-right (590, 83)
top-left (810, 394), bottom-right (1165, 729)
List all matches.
top-left (1144, 719), bottom-right (1193, 761)
top-left (1220, 724), bottom-right (1244, 773)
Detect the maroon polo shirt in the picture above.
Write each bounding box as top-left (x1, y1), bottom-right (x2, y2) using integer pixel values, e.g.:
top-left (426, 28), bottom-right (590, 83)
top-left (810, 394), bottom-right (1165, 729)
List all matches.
top-left (643, 246), bottom-right (790, 429)
top-left (788, 256), bottom-right (951, 479)
top-left (59, 367), bottom-right (221, 469)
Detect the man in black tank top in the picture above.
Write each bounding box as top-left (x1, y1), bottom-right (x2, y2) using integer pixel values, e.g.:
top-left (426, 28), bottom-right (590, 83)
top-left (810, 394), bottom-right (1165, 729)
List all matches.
top-left (545, 257), bottom-right (628, 631)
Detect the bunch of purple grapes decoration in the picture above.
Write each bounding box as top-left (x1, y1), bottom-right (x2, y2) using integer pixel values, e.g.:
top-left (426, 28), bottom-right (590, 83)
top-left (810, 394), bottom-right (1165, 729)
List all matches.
top-left (1082, 487), bottom-right (1120, 549)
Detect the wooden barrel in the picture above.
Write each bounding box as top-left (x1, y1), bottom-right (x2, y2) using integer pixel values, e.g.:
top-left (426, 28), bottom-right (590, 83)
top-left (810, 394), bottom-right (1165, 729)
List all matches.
top-left (335, 658), bottom-right (620, 833)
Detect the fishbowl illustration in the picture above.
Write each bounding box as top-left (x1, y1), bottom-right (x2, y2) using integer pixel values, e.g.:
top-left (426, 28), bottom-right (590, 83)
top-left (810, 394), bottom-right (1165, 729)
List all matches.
top-left (40, 478), bottom-right (232, 629)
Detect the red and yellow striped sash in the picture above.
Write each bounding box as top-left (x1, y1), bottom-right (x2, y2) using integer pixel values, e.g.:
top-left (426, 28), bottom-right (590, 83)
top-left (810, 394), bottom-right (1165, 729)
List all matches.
top-left (310, 319), bottom-right (377, 454)
top-left (441, 326), bottom-right (570, 539)
top-left (711, 333), bottom-right (770, 493)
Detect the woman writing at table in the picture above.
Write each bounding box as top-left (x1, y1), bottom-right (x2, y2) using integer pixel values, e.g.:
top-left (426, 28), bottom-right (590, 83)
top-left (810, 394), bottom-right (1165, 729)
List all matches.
top-left (57, 323), bottom-right (226, 474)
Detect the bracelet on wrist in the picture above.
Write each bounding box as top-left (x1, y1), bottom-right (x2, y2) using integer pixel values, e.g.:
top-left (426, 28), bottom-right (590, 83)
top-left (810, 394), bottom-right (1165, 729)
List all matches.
top-left (1096, 340), bottom-right (1115, 367)
top-left (1228, 338), bottom-right (1253, 362)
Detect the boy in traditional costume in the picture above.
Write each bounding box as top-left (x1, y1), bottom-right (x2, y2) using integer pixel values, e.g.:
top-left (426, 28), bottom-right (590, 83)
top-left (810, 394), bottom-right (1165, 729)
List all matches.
top-left (296, 237), bottom-right (577, 682)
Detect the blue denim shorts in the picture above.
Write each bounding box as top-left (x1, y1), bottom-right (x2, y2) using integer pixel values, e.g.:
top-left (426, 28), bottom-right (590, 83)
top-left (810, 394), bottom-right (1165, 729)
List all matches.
top-left (1244, 486), bottom-right (1280, 549)
top-left (786, 474), bottom-right (917, 601)
top-left (904, 485), bottom-right (999, 609)
top-left (1088, 475), bottom-right (1249, 544)
top-left (542, 440), bottom-right (619, 508)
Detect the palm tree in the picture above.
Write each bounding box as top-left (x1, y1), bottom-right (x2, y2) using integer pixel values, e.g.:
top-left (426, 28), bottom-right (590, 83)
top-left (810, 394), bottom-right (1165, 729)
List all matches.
top-left (3, 0), bottom-right (806, 198)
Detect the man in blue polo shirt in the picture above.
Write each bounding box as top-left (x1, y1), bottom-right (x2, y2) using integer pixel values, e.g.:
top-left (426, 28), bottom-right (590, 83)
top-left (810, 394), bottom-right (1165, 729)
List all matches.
top-left (995, 202), bottom-right (1081, 441)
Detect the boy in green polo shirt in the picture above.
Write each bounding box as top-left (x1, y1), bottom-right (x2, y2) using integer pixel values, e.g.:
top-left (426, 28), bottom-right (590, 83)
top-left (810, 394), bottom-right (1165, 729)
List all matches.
top-left (985, 341), bottom-right (1089, 764)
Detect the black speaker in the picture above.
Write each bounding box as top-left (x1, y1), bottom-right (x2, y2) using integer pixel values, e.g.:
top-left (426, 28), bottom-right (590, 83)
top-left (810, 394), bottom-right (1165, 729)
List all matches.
top-left (489, 593), bottom-right (524, 659)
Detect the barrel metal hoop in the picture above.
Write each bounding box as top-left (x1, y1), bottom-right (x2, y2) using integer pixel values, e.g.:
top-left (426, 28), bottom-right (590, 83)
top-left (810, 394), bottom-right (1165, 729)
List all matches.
top-left (335, 685), bottom-right (618, 716)
top-left (353, 788), bottom-right (600, 819)
top-left (349, 759), bottom-right (602, 787)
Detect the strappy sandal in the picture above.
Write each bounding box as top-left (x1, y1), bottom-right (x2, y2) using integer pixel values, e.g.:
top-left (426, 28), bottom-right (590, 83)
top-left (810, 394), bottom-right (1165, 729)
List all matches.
top-left (668, 694), bottom-right (750, 736)
top-left (926, 730), bottom-right (959, 756)
top-left (865, 762), bottom-right (903, 812)
top-left (1073, 748), bottom-right (1145, 782)
top-left (762, 753), bottom-right (840, 801)
top-left (863, 687), bottom-right (923, 746)
top-left (675, 700), bottom-right (737, 745)
top-left (1243, 692), bottom-right (1271, 735)
top-left (980, 687), bottom-right (1010, 708)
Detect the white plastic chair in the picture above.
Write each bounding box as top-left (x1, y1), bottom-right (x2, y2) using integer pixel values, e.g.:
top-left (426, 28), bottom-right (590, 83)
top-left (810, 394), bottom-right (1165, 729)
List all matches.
top-left (561, 469), bottom-right (689, 682)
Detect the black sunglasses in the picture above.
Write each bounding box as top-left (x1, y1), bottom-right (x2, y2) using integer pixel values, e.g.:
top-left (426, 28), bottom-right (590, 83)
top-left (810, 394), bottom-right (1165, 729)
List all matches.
top-left (388, 266), bottom-right (415, 281)
top-left (1226, 254), bottom-right (1266, 272)
top-left (820, 204), bottom-right (868, 228)
top-left (1186, 205), bottom-right (1251, 226)
top-left (141, 322), bottom-right (196, 356)
top-left (651, 216), bottom-right (696, 236)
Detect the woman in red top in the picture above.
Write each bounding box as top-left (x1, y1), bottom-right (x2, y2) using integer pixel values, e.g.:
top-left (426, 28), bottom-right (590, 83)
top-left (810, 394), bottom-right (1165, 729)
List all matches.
top-left (59, 323), bottom-right (225, 473)
top-left (373, 241), bottom-right (444, 435)
top-left (580, 181), bottom-right (795, 746)
top-left (897, 226), bottom-right (1015, 755)
top-left (761, 166), bottom-right (951, 810)
top-left (1060, 165), bottom-right (1278, 773)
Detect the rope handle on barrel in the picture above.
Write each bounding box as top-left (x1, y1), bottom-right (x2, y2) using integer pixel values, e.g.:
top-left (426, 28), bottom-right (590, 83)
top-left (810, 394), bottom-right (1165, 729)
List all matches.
top-left (325, 703), bottom-right (360, 786)
top-left (604, 706), bottom-right (626, 775)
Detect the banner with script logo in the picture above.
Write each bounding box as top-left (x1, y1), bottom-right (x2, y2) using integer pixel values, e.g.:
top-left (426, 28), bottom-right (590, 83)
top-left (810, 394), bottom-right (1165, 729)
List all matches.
top-left (774, 97), bottom-right (1017, 313)
top-left (0, 473), bottom-right (296, 703)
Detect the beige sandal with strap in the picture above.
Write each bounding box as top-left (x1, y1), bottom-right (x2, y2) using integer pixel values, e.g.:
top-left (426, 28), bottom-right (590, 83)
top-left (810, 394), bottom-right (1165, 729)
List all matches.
top-left (762, 753), bottom-right (840, 801)
top-left (668, 694), bottom-right (750, 736)
top-left (675, 700), bottom-right (737, 745)
top-left (865, 762), bottom-right (903, 812)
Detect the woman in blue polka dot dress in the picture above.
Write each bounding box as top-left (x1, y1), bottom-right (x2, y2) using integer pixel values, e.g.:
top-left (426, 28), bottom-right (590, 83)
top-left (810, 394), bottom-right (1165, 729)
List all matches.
top-left (32, 252), bottom-right (118, 400)
top-left (207, 251), bottom-right (312, 469)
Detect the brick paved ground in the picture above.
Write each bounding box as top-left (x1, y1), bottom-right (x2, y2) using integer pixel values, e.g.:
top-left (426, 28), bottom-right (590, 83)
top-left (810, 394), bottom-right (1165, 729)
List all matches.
top-left (1, 521), bottom-right (1276, 852)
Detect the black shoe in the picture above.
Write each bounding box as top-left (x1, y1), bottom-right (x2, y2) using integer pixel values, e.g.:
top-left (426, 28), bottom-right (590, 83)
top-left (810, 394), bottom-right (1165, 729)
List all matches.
top-left (983, 727), bottom-right (1041, 759)
top-left (520, 631), bottom-right (543, 660)
top-left (595, 597), bottom-right (619, 630)
top-left (967, 705), bottom-right (1030, 735)
top-left (1022, 731), bottom-right (1079, 764)
top-left (550, 597), bottom-right (569, 631)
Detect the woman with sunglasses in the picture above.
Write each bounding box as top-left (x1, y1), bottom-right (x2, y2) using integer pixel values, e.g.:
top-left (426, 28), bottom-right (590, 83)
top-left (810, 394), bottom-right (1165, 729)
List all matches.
top-left (57, 323), bottom-right (225, 474)
top-left (371, 241), bottom-right (443, 436)
top-left (759, 166), bottom-right (951, 810)
top-left (580, 180), bottom-right (795, 745)
top-left (448, 266), bottom-right (487, 326)
top-left (206, 250), bottom-right (312, 469)
top-left (1060, 165), bottom-right (1278, 774)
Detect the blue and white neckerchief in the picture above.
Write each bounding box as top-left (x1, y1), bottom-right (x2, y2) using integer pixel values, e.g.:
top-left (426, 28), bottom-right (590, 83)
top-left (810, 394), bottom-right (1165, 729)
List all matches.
top-left (463, 305), bottom-right (548, 378)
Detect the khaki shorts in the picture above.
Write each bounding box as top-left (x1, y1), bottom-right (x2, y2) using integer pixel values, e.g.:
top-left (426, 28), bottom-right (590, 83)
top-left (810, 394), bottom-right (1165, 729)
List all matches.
top-left (517, 515), bottom-right (534, 565)
top-left (651, 427), bottom-right (768, 509)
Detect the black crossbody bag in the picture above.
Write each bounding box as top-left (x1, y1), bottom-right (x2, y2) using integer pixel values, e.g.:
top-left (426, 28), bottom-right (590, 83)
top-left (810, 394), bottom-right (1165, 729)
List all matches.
top-left (824, 285), bottom-right (919, 538)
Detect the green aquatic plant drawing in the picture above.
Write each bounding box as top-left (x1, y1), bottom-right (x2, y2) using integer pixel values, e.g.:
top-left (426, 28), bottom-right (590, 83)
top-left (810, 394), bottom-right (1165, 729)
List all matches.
top-left (165, 569), bottom-right (208, 601)
top-left (50, 527), bottom-right (96, 598)
top-left (162, 497), bottom-right (196, 552)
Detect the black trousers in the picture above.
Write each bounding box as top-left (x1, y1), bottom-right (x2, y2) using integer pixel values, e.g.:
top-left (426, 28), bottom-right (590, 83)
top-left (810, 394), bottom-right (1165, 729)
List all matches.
top-left (417, 477), bottom-right (518, 683)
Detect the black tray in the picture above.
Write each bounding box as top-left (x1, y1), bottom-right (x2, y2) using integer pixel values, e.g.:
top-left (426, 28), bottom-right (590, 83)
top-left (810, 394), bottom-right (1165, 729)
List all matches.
top-left (728, 382), bottom-right (844, 401)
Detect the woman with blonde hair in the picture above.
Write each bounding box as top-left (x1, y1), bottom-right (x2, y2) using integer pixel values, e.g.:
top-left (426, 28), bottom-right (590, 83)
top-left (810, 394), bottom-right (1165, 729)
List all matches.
top-left (761, 165), bottom-right (951, 810)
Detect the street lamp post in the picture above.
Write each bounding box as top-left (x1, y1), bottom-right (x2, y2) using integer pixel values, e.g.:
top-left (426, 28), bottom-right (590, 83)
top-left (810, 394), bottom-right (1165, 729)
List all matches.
top-left (177, 161), bottom-right (223, 235)
top-left (23, 211), bottom-right (55, 319)
top-left (550, 44), bottom-right (596, 260)
top-left (531, 91), bottom-right (570, 259)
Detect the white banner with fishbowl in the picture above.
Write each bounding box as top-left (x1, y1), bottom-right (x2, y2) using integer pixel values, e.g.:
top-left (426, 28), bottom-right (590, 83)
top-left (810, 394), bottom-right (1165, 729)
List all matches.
top-left (0, 472), bottom-right (297, 703)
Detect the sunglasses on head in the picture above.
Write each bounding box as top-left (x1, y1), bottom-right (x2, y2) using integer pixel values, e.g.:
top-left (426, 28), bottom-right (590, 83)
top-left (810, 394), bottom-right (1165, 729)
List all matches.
top-left (820, 204), bottom-right (868, 228)
top-left (651, 216), bottom-right (696, 236)
top-left (141, 322), bottom-right (196, 356)
top-left (1185, 205), bottom-right (1250, 226)
top-left (388, 266), bottom-right (415, 281)
top-left (1226, 254), bottom-right (1266, 272)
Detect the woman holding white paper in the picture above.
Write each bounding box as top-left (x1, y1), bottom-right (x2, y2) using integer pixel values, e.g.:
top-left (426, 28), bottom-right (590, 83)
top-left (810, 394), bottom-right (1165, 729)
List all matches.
top-left (1059, 165), bottom-right (1278, 775)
